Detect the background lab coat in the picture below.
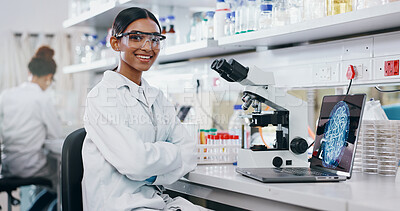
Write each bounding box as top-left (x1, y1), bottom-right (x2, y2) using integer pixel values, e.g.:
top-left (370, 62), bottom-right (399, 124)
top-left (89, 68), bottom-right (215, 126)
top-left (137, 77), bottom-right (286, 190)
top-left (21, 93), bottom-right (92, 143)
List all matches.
top-left (0, 82), bottom-right (63, 179)
top-left (82, 71), bottom-right (197, 210)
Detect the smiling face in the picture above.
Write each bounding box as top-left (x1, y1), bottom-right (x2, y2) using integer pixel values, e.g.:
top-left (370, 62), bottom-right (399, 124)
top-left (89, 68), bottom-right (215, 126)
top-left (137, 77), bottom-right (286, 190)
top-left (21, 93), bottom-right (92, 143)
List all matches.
top-left (111, 18), bottom-right (160, 79)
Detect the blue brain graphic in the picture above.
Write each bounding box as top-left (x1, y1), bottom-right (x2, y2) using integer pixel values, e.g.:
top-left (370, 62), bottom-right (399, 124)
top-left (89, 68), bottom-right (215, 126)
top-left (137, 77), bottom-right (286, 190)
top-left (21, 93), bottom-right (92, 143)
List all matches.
top-left (322, 101), bottom-right (350, 168)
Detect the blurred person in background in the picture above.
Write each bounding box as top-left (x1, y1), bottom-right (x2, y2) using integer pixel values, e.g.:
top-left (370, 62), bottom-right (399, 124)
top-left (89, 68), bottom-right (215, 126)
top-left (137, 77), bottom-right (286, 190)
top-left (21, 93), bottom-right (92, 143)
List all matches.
top-left (0, 46), bottom-right (63, 210)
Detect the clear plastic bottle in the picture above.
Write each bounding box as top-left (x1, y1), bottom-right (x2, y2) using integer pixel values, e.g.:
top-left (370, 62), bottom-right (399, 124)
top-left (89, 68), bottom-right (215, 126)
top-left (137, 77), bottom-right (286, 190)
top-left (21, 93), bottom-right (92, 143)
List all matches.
top-left (235, 2), bottom-right (242, 34)
top-left (239, 0), bottom-right (248, 33)
top-left (230, 11), bottom-right (236, 35)
top-left (247, 0), bottom-right (257, 32)
top-left (303, 0), bottom-right (325, 20)
top-left (228, 105), bottom-right (250, 148)
top-left (214, 0), bottom-right (230, 39)
top-left (273, 0), bottom-right (290, 27)
top-left (224, 12), bottom-right (232, 36)
top-left (205, 11), bottom-right (215, 39)
top-left (288, 0), bottom-right (303, 24)
top-left (259, 0), bottom-right (273, 30)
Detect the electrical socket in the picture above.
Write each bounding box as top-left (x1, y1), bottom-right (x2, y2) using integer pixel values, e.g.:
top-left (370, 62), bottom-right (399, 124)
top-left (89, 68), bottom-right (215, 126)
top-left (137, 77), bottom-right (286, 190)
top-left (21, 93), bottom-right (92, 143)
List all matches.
top-left (341, 60), bottom-right (372, 81)
top-left (312, 63), bottom-right (340, 84)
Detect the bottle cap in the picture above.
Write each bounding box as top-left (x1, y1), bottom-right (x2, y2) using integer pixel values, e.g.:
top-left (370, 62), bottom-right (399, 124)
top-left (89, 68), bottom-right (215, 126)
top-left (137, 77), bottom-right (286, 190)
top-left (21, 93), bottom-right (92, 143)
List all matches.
top-left (234, 104), bottom-right (242, 110)
top-left (260, 4), bottom-right (272, 11)
top-left (217, 0), bottom-right (225, 2)
top-left (226, 12), bottom-right (231, 19)
top-left (159, 17), bottom-right (166, 22)
top-left (206, 11), bottom-right (215, 17)
top-left (231, 11), bottom-right (235, 17)
top-left (210, 128), bottom-right (217, 132)
top-left (167, 15), bottom-right (175, 20)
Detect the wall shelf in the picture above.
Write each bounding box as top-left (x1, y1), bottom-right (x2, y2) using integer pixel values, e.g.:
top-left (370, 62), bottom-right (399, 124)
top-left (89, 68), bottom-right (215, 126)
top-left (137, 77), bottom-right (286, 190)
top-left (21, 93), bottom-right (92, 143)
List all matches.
top-left (63, 57), bottom-right (117, 73)
top-left (158, 39), bottom-right (254, 63)
top-left (63, 0), bottom-right (215, 29)
top-left (218, 2), bottom-right (400, 47)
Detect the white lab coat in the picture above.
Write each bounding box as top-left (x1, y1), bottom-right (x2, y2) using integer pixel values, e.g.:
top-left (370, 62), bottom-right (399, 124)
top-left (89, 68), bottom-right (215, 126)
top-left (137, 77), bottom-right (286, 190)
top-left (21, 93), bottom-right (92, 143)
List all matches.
top-left (0, 82), bottom-right (63, 182)
top-left (82, 71), bottom-right (201, 211)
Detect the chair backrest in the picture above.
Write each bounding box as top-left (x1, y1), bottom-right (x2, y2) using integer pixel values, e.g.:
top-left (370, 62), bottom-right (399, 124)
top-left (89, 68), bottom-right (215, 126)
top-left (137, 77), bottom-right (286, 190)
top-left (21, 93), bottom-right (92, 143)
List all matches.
top-left (61, 128), bottom-right (86, 211)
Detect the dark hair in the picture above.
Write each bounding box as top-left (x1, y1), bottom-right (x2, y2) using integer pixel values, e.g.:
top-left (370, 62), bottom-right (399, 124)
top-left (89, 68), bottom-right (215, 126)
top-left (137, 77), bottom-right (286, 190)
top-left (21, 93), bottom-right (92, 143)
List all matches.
top-left (28, 46), bottom-right (56, 77)
top-left (111, 7), bottom-right (161, 37)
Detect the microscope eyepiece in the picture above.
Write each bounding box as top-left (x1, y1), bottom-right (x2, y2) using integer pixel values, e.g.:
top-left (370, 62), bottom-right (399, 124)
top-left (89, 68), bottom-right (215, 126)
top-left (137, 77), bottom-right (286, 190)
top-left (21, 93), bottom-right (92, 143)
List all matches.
top-left (210, 58), bottom-right (249, 83)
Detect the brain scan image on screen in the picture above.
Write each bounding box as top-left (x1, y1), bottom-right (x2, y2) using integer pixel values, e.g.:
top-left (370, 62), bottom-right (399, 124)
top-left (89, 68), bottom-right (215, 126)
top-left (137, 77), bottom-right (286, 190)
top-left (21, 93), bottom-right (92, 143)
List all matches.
top-left (321, 101), bottom-right (350, 168)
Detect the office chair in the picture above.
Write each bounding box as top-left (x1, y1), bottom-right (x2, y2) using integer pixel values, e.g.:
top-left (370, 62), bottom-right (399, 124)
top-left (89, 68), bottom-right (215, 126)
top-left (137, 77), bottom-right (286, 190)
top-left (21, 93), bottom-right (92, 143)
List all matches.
top-left (61, 128), bottom-right (86, 211)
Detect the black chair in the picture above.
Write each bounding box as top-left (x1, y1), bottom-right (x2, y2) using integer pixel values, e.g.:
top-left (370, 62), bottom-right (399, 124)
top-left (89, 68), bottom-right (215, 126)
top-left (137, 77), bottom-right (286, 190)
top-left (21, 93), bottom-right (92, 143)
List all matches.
top-left (61, 128), bottom-right (86, 211)
top-left (0, 175), bottom-right (52, 211)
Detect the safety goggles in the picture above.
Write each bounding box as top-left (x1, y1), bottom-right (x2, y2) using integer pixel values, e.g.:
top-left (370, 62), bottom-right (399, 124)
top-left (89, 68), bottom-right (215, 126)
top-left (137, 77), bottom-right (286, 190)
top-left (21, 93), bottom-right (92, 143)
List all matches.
top-left (115, 31), bottom-right (166, 50)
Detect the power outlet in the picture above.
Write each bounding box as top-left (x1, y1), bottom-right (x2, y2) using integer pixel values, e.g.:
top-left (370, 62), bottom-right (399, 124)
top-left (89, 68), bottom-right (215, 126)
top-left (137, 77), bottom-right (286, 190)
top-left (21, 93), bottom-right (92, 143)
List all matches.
top-left (313, 63), bottom-right (340, 84)
top-left (384, 60), bottom-right (399, 76)
top-left (341, 60), bottom-right (372, 82)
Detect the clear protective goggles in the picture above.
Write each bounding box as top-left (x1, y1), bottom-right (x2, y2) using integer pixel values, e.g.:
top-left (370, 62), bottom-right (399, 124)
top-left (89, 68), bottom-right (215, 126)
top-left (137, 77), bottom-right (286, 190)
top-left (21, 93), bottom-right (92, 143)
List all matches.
top-left (115, 31), bottom-right (166, 50)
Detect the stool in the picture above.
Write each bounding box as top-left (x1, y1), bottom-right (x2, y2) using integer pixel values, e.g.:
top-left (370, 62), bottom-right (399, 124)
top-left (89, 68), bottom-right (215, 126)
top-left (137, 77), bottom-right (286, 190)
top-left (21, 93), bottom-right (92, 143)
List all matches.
top-left (0, 176), bottom-right (52, 211)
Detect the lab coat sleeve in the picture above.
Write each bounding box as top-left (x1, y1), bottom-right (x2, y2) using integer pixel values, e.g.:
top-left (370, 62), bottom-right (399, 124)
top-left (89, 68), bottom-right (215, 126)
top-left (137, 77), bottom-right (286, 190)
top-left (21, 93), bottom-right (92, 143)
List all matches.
top-left (153, 98), bottom-right (197, 185)
top-left (41, 95), bottom-right (64, 154)
top-left (83, 87), bottom-right (183, 181)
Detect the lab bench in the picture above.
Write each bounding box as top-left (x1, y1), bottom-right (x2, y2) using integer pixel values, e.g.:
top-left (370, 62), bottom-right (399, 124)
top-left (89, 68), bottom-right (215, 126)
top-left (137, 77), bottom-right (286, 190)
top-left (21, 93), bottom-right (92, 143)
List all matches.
top-left (165, 164), bottom-right (400, 211)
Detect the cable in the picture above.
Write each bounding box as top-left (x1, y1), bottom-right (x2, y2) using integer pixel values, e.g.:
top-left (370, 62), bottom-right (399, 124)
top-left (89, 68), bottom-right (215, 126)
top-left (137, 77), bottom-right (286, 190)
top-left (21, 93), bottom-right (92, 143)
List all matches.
top-left (346, 79), bottom-right (352, 95)
top-left (257, 127), bottom-right (270, 149)
top-left (375, 86), bottom-right (400, 93)
top-left (195, 79), bottom-right (224, 130)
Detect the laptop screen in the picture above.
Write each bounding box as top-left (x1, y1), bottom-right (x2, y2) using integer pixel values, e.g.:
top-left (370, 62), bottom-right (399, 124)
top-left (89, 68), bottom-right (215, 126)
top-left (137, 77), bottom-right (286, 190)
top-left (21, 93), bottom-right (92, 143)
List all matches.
top-left (310, 94), bottom-right (366, 175)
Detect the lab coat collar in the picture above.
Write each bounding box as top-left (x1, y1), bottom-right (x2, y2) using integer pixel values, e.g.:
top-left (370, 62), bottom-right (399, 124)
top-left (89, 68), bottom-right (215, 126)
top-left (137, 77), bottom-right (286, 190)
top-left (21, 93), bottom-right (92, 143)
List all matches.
top-left (21, 82), bottom-right (42, 91)
top-left (102, 70), bottom-right (160, 107)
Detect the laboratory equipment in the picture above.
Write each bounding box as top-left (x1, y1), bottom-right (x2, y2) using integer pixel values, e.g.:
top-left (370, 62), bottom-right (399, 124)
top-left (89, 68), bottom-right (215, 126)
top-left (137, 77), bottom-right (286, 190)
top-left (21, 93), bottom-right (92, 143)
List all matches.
top-left (214, 0), bottom-right (230, 39)
top-left (259, 0), bottom-right (273, 30)
top-left (211, 58), bottom-right (310, 168)
top-left (247, 0), bottom-right (258, 32)
top-left (327, 0), bottom-right (353, 16)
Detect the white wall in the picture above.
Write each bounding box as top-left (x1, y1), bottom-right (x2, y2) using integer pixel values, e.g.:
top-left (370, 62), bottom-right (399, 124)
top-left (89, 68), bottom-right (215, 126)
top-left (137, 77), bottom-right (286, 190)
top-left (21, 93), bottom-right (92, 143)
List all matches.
top-left (0, 0), bottom-right (68, 33)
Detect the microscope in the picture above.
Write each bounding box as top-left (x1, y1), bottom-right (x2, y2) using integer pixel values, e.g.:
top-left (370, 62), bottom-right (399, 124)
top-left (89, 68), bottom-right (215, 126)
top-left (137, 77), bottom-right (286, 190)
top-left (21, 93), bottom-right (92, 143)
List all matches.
top-left (211, 58), bottom-right (309, 168)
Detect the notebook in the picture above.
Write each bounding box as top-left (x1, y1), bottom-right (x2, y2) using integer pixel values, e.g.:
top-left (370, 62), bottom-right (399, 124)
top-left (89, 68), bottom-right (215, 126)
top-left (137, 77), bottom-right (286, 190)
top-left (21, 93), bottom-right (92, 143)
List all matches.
top-left (236, 94), bottom-right (366, 183)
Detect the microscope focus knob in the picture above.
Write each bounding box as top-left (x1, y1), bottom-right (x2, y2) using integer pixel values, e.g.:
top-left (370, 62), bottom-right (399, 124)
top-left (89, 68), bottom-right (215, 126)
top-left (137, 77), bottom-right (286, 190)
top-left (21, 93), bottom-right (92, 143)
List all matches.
top-left (290, 137), bottom-right (308, 154)
top-left (272, 156), bottom-right (283, 168)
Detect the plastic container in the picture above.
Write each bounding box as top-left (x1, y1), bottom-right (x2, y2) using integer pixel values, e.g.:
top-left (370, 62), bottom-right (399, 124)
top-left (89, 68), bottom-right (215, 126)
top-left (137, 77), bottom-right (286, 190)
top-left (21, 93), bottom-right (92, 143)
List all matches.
top-left (259, 1), bottom-right (273, 30)
top-left (224, 12), bottom-right (232, 36)
top-left (239, 0), bottom-right (248, 33)
top-left (205, 11), bottom-right (215, 39)
top-left (228, 105), bottom-right (250, 148)
top-left (303, 0), bottom-right (325, 20)
top-left (214, 0), bottom-right (230, 39)
top-left (273, 0), bottom-right (290, 27)
top-left (247, 0), bottom-right (257, 32)
top-left (230, 11), bottom-right (236, 35)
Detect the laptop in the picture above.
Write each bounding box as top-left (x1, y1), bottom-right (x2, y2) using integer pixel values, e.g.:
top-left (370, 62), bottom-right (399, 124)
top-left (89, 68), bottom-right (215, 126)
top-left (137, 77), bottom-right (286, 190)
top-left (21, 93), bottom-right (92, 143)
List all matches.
top-left (236, 94), bottom-right (366, 183)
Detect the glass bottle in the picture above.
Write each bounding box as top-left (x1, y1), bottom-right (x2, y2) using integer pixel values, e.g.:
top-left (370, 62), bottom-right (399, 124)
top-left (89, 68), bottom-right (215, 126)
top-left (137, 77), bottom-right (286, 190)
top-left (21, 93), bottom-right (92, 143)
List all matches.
top-left (326, 0), bottom-right (353, 16)
top-left (303, 0), bottom-right (325, 20)
top-left (273, 0), bottom-right (290, 27)
top-left (166, 15), bottom-right (176, 46)
top-left (224, 12), bottom-right (232, 36)
top-left (247, 0), bottom-right (258, 32)
top-left (259, 0), bottom-right (273, 30)
top-left (239, 0), bottom-right (248, 33)
top-left (230, 11), bottom-right (236, 35)
top-left (206, 11), bottom-right (215, 39)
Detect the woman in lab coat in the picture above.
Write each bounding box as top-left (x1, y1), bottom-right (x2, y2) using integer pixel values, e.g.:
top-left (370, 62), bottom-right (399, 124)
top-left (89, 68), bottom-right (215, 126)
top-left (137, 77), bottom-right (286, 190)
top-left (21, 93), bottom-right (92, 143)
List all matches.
top-left (0, 46), bottom-right (63, 187)
top-left (82, 7), bottom-right (207, 211)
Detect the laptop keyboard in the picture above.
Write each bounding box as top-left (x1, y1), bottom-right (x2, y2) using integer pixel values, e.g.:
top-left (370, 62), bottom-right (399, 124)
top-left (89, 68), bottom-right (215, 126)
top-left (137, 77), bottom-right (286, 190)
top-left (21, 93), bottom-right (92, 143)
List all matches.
top-left (278, 168), bottom-right (334, 176)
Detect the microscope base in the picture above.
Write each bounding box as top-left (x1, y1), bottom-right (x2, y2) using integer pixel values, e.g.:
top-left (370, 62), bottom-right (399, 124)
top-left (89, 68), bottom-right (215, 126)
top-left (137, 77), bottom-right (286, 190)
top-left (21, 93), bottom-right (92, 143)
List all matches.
top-left (237, 149), bottom-right (309, 168)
